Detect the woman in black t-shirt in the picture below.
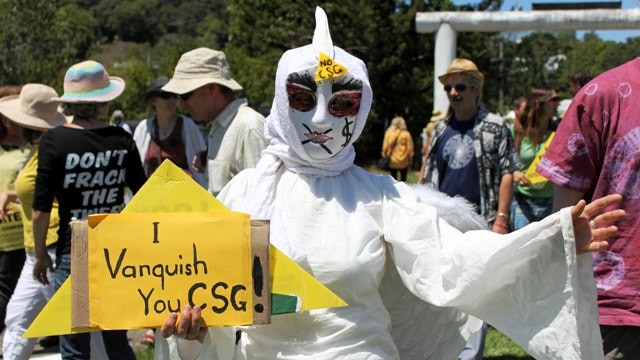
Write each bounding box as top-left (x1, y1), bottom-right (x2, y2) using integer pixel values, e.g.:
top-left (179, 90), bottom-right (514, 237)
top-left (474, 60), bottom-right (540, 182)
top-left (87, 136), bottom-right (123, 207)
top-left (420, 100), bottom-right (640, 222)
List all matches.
top-left (32, 60), bottom-right (146, 360)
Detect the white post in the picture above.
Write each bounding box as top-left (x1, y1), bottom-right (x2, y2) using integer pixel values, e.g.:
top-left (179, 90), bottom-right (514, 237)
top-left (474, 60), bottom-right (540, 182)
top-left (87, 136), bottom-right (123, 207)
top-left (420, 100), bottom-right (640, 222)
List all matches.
top-left (417, 8), bottom-right (640, 114)
top-left (434, 23), bottom-right (456, 115)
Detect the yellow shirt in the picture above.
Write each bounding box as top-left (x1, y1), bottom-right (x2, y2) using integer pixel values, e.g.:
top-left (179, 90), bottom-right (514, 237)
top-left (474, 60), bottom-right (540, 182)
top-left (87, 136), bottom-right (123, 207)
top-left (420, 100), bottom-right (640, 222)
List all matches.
top-left (382, 129), bottom-right (414, 169)
top-left (14, 147), bottom-right (59, 252)
top-left (0, 144), bottom-right (29, 251)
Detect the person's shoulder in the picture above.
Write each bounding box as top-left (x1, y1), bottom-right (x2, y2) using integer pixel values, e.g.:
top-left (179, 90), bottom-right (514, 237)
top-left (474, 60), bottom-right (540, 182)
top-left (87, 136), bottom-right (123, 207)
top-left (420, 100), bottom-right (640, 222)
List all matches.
top-left (234, 102), bottom-right (266, 129)
top-left (236, 103), bottom-right (265, 121)
top-left (42, 125), bottom-right (74, 139)
top-left (480, 110), bottom-right (506, 125)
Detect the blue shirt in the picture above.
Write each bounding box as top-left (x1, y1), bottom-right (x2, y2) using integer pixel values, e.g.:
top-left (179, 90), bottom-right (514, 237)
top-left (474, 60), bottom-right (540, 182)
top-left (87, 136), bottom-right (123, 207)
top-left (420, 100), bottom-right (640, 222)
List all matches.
top-left (435, 118), bottom-right (481, 210)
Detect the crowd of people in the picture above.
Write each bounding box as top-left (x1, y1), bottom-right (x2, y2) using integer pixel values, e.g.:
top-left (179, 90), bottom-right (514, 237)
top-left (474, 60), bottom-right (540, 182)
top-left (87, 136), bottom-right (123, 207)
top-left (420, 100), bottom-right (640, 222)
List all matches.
top-left (0, 5), bottom-right (635, 360)
top-left (0, 44), bottom-right (267, 358)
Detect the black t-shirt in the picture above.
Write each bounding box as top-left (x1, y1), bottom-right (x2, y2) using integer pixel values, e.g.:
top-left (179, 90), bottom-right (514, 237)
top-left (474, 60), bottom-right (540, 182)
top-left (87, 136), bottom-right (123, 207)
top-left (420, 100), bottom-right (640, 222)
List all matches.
top-left (33, 126), bottom-right (147, 254)
top-left (435, 118), bottom-right (481, 210)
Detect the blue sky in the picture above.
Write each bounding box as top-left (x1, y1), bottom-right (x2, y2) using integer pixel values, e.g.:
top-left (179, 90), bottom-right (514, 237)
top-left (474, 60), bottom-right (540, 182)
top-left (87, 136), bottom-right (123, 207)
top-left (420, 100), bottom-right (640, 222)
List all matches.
top-left (452, 0), bottom-right (640, 42)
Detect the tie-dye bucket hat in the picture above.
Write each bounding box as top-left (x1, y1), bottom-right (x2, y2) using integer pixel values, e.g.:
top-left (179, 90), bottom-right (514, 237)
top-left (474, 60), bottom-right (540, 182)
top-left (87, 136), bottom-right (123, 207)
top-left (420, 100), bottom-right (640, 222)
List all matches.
top-left (53, 60), bottom-right (125, 103)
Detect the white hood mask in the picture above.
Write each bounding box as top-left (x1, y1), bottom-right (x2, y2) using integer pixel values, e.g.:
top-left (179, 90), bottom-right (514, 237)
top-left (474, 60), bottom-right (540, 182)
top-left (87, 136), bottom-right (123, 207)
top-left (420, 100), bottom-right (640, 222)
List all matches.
top-left (241, 7), bottom-right (373, 229)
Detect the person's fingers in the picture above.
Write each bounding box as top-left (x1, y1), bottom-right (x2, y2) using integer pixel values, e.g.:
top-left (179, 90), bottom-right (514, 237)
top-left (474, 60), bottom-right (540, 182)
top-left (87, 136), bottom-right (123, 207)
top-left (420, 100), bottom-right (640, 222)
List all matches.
top-left (591, 224), bottom-right (620, 242)
top-left (160, 313), bottom-right (178, 338)
top-left (581, 194), bottom-right (623, 219)
top-left (570, 199), bottom-right (587, 220)
top-left (175, 305), bottom-right (193, 338)
top-left (186, 306), bottom-right (203, 340)
top-left (34, 270), bottom-right (49, 286)
top-left (590, 209), bottom-right (626, 231)
top-left (584, 239), bottom-right (610, 252)
top-left (197, 327), bottom-right (208, 343)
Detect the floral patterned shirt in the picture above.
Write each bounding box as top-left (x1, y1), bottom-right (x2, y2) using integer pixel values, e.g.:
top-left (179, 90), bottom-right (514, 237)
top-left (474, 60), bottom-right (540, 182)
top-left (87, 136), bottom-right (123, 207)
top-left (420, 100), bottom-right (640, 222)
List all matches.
top-left (421, 107), bottom-right (521, 223)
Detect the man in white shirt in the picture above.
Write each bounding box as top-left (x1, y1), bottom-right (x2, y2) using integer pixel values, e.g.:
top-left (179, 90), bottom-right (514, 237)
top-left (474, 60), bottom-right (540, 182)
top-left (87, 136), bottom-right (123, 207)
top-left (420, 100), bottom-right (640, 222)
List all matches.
top-left (163, 47), bottom-right (267, 195)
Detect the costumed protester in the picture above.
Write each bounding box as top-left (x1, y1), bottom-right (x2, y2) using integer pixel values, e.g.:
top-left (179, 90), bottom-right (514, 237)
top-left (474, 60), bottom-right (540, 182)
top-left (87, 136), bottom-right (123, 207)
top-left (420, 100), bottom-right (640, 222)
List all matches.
top-left (133, 76), bottom-right (207, 188)
top-left (157, 7), bottom-right (624, 360)
top-left (31, 61), bottom-right (146, 360)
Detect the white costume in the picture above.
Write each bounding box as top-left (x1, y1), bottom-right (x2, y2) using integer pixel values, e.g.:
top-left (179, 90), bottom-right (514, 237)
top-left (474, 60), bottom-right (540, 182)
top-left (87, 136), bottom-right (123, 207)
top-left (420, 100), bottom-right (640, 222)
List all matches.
top-left (155, 7), bottom-right (603, 360)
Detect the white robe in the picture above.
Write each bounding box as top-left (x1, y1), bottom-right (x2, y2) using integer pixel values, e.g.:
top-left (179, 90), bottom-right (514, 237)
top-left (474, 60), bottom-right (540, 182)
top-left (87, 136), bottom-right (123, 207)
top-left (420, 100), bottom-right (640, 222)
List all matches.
top-left (155, 166), bottom-right (602, 360)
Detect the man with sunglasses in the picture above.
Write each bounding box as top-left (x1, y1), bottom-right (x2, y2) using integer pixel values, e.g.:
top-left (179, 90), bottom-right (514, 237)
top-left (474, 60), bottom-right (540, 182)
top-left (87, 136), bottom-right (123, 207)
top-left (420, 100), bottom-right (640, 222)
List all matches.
top-left (162, 47), bottom-right (267, 195)
top-left (420, 58), bottom-right (521, 360)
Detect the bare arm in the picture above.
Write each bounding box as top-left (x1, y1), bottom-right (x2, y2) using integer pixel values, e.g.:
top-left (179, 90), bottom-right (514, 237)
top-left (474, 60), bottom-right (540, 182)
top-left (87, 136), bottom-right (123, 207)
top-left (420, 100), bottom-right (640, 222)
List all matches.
top-left (0, 191), bottom-right (19, 220)
top-left (553, 186), bottom-right (585, 212)
top-left (492, 173), bottom-right (513, 234)
top-left (32, 209), bottom-right (54, 285)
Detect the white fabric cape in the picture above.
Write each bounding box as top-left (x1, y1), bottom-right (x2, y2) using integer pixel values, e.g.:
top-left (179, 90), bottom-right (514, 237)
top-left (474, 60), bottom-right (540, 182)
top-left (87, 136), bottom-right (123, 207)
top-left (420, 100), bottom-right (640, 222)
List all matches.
top-left (155, 170), bottom-right (603, 360)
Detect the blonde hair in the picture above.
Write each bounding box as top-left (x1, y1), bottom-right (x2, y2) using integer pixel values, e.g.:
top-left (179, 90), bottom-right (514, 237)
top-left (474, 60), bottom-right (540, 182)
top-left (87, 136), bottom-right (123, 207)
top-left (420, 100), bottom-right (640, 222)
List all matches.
top-left (389, 116), bottom-right (407, 131)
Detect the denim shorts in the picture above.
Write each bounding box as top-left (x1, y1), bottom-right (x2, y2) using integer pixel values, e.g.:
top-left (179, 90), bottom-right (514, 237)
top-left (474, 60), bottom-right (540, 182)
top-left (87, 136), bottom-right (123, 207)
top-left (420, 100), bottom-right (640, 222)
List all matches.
top-left (510, 192), bottom-right (553, 231)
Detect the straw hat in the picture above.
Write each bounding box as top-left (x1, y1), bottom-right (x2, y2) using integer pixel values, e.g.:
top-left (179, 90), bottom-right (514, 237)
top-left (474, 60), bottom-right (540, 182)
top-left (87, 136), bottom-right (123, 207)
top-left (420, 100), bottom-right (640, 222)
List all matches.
top-left (54, 60), bottom-right (125, 103)
top-left (162, 47), bottom-right (242, 95)
top-left (438, 58), bottom-right (484, 85)
top-left (429, 109), bottom-right (447, 122)
top-left (0, 84), bottom-right (67, 130)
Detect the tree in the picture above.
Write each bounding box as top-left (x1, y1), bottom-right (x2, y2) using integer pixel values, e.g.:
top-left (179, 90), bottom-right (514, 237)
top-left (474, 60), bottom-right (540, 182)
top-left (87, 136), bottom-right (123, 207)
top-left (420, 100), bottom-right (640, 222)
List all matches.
top-left (0, 0), bottom-right (97, 87)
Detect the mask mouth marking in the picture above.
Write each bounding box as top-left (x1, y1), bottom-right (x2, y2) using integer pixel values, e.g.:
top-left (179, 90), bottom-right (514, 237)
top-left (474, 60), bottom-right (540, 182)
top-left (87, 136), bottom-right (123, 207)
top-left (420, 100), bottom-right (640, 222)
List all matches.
top-left (301, 124), bottom-right (333, 145)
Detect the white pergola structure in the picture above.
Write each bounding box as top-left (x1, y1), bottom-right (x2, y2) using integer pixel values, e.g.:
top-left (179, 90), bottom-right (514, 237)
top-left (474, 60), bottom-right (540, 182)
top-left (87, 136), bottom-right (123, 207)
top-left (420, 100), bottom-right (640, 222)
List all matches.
top-left (416, 8), bottom-right (640, 114)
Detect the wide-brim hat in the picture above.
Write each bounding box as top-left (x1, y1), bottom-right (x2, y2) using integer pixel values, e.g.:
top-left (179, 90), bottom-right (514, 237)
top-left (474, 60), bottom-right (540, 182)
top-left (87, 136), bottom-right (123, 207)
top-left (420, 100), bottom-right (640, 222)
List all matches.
top-left (0, 83), bottom-right (67, 131)
top-left (438, 58), bottom-right (484, 85)
top-left (143, 76), bottom-right (171, 101)
top-left (162, 47), bottom-right (243, 95)
top-left (53, 60), bottom-right (125, 103)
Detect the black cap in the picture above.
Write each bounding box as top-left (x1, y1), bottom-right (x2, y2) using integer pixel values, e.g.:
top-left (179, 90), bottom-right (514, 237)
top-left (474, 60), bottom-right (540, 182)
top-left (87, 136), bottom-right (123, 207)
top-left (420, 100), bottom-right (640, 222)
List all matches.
top-left (142, 76), bottom-right (171, 102)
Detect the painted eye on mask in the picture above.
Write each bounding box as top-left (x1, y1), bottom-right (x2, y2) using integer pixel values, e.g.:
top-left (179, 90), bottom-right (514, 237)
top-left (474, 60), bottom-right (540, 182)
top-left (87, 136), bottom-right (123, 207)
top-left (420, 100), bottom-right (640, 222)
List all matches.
top-left (287, 83), bottom-right (316, 112)
top-left (328, 91), bottom-right (362, 117)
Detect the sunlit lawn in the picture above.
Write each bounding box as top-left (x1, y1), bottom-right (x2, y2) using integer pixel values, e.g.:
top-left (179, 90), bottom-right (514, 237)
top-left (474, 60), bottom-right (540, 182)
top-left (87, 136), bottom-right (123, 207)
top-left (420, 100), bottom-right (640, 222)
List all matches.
top-left (485, 327), bottom-right (534, 359)
top-left (135, 327), bottom-right (533, 359)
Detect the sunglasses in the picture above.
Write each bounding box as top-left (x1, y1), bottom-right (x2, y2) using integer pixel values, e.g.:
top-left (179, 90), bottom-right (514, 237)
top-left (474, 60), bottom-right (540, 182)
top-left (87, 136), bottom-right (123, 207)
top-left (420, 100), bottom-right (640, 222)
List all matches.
top-left (179, 91), bottom-right (194, 101)
top-left (444, 83), bottom-right (469, 92)
top-left (157, 92), bottom-right (176, 99)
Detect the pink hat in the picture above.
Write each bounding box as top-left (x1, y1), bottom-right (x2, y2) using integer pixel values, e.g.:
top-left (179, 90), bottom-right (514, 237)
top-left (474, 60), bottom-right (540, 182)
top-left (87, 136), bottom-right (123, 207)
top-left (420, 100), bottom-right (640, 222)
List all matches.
top-left (54, 60), bottom-right (125, 103)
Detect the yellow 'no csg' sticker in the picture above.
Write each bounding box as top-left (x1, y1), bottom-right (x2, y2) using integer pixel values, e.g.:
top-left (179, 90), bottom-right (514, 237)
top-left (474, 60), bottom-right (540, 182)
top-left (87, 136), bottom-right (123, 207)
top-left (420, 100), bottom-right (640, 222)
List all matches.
top-left (315, 52), bottom-right (348, 81)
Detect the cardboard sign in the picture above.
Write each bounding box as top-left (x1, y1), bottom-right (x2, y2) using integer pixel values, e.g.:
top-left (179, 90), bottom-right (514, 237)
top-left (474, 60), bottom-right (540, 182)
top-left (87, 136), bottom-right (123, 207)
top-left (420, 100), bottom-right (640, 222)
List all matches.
top-left (69, 213), bottom-right (269, 329)
top-left (0, 202), bottom-right (24, 251)
top-left (24, 160), bottom-right (345, 337)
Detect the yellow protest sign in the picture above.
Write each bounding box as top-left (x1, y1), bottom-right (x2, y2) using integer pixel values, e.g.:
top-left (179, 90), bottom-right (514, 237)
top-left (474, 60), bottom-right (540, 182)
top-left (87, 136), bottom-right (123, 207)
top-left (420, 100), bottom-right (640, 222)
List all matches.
top-left (0, 202), bottom-right (24, 251)
top-left (25, 160), bottom-right (346, 337)
top-left (22, 279), bottom-right (98, 338)
top-left (124, 160), bottom-right (228, 214)
top-left (315, 52), bottom-right (347, 81)
top-left (524, 132), bottom-right (555, 185)
top-left (87, 212), bottom-right (254, 329)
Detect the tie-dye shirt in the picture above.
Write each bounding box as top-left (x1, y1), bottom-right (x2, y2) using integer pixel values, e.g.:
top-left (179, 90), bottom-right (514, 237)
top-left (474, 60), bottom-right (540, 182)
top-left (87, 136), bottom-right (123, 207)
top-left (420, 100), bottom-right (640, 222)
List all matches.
top-left (537, 57), bottom-right (640, 327)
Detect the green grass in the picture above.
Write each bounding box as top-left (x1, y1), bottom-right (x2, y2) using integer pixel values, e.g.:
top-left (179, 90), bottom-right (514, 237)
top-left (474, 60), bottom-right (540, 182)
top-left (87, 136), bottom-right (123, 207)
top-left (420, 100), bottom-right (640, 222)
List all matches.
top-left (135, 327), bottom-right (534, 359)
top-left (485, 327), bottom-right (534, 359)
top-left (135, 346), bottom-right (154, 360)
